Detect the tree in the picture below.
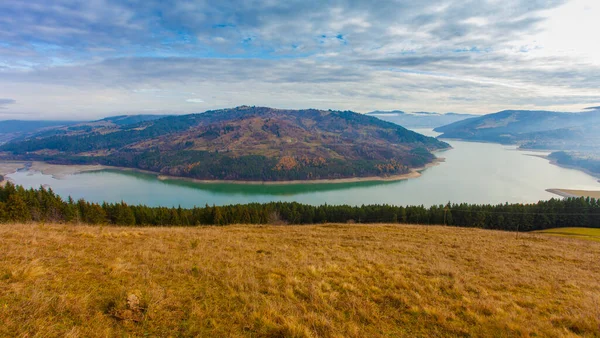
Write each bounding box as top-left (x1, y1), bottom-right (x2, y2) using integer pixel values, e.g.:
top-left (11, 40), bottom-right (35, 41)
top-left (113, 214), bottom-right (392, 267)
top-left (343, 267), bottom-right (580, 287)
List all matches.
top-left (6, 194), bottom-right (30, 223)
top-left (115, 202), bottom-right (136, 225)
top-left (0, 202), bottom-right (6, 222)
top-left (212, 206), bottom-right (224, 226)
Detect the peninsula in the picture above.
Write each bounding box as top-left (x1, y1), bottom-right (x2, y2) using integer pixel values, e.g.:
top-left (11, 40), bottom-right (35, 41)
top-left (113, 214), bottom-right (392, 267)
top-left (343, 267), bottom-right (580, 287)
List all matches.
top-left (0, 106), bottom-right (450, 182)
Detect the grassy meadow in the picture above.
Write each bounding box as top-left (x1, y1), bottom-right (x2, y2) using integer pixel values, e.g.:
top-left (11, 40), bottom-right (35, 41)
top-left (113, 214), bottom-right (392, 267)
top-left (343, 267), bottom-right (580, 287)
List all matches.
top-left (1, 223), bottom-right (600, 337)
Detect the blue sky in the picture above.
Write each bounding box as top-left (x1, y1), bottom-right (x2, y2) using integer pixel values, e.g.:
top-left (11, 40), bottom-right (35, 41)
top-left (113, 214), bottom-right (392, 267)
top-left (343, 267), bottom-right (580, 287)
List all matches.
top-left (0, 0), bottom-right (599, 119)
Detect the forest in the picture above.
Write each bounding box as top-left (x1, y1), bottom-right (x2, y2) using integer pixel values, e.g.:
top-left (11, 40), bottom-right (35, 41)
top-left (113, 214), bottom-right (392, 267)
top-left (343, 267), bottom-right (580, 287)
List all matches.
top-left (8, 151), bottom-right (413, 181)
top-left (1, 182), bottom-right (599, 231)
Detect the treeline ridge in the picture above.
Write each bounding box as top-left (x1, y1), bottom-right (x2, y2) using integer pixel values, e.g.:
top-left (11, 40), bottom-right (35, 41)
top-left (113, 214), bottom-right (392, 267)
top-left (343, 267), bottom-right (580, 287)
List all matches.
top-left (1, 182), bottom-right (599, 231)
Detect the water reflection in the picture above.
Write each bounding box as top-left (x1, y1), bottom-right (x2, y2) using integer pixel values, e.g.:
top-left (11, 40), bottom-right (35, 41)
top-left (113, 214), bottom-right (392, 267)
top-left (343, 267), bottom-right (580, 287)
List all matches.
top-left (100, 169), bottom-right (402, 196)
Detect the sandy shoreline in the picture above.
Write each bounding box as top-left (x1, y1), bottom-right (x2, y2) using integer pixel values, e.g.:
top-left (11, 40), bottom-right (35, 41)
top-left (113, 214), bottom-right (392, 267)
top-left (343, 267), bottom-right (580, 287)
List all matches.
top-left (0, 158), bottom-right (444, 186)
top-left (0, 161), bottom-right (108, 180)
top-left (526, 155), bottom-right (600, 198)
top-left (546, 189), bottom-right (600, 199)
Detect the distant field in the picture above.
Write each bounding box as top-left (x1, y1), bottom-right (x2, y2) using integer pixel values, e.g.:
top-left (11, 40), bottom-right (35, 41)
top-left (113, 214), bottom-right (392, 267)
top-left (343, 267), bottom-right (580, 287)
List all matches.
top-left (1, 223), bottom-right (600, 337)
top-left (537, 227), bottom-right (600, 242)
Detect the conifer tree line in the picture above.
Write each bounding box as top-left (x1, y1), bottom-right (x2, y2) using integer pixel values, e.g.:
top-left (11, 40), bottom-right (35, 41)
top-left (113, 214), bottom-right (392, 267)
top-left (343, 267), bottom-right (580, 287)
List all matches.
top-left (1, 182), bottom-right (599, 231)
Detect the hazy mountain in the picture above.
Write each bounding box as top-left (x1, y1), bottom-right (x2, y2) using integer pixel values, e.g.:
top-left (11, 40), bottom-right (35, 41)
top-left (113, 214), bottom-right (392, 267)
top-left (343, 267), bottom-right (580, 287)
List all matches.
top-left (0, 106), bottom-right (449, 182)
top-left (435, 110), bottom-right (600, 151)
top-left (366, 111), bottom-right (477, 128)
top-left (0, 120), bottom-right (81, 144)
top-left (0, 115), bottom-right (171, 144)
top-left (31, 114), bottom-right (172, 138)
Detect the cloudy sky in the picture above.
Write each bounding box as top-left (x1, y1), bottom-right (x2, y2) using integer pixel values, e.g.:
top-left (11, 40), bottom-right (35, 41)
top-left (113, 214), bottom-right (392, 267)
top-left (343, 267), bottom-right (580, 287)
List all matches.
top-left (0, 0), bottom-right (599, 120)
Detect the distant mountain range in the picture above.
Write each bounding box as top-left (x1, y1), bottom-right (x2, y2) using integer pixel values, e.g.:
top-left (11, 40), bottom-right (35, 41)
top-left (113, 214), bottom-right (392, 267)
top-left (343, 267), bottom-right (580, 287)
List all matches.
top-left (366, 111), bottom-right (477, 128)
top-left (434, 109), bottom-right (600, 152)
top-left (0, 115), bottom-right (169, 145)
top-left (434, 109), bottom-right (600, 177)
top-left (0, 106), bottom-right (449, 182)
top-left (0, 120), bottom-right (80, 144)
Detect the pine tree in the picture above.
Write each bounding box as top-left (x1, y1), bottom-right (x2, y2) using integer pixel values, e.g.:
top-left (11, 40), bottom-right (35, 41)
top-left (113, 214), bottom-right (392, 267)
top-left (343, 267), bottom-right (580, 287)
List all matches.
top-left (0, 201), bottom-right (6, 222)
top-left (241, 209), bottom-right (251, 224)
top-left (213, 207), bottom-right (224, 226)
top-left (115, 202), bottom-right (136, 225)
top-left (7, 194), bottom-right (30, 223)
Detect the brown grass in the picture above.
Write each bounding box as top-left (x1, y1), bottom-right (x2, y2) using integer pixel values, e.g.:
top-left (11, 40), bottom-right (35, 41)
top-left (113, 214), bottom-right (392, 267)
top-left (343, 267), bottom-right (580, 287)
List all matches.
top-left (1, 223), bottom-right (600, 337)
top-left (555, 189), bottom-right (600, 199)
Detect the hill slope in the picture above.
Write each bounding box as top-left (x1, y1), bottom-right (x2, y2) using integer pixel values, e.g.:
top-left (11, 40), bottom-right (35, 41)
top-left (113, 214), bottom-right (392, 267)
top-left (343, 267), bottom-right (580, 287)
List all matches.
top-left (366, 110), bottom-right (476, 128)
top-left (0, 115), bottom-right (170, 144)
top-left (0, 106), bottom-right (449, 181)
top-left (1, 223), bottom-right (598, 337)
top-left (0, 120), bottom-right (80, 144)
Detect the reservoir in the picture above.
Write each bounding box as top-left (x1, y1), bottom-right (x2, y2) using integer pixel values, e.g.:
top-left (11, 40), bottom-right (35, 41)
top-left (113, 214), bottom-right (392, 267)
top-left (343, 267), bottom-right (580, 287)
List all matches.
top-left (5, 129), bottom-right (600, 207)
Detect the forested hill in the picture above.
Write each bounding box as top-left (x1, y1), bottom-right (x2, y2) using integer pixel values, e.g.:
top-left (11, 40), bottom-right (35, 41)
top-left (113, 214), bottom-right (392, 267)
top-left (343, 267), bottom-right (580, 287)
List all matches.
top-left (0, 106), bottom-right (450, 181)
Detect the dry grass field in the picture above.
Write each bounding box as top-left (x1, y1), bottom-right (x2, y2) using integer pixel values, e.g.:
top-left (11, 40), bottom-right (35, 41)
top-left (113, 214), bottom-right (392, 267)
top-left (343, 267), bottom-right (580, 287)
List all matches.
top-left (1, 223), bottom-right (600, 337)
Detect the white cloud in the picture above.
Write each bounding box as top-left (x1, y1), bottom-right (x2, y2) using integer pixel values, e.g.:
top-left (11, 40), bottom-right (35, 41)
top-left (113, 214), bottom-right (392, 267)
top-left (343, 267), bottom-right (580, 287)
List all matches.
top-left (1, 0), bottom-right (600, 118)
top-left (0, 98), bottom-right (16, 109)
top-left (186, 98), bottom-right (204, 103)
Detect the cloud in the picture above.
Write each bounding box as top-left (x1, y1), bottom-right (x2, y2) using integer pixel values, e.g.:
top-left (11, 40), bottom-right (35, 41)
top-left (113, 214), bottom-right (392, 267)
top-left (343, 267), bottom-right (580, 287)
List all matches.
top-left (0, 98), bottom-right (16, 109)
top-left (0, 0), bottom-right (599, 118)
top-left (0, 0), bottom-right (568, 64)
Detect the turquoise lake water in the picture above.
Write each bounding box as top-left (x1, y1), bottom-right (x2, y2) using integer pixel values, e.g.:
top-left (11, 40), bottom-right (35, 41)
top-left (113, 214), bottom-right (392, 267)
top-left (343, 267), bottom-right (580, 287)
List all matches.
top-left (6, 129), bottom-right (600, 207)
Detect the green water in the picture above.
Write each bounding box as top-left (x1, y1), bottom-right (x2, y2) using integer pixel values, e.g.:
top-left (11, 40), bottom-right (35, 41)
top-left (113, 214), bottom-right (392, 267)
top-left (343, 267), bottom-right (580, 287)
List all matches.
top-left (6, 130), bottom-right (600, 207)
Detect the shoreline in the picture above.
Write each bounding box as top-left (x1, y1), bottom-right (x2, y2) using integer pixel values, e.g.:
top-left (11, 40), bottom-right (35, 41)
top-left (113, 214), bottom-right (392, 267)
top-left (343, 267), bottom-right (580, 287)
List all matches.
top-left (157, 159), bottom-right (443, 185)
top-left (526, 154), bottom-right (600, 180)
top-left (0, 161), bottom-right (109, 180)
top-left (0, 158), bottom-right (444, 186)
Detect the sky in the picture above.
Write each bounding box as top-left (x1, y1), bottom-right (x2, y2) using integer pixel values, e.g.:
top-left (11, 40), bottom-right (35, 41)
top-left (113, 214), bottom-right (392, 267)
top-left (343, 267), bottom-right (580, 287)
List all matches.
top-left (0, 0), bottom-right (599, 120)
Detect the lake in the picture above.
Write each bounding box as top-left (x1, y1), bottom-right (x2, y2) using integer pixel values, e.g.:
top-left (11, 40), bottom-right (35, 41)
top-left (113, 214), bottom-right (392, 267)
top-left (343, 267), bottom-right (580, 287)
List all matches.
top-left (5, 129), bottom-right (600, 207)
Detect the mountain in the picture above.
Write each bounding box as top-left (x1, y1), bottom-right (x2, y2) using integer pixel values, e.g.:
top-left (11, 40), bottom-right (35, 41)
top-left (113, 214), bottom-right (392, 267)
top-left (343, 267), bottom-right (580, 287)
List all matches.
top-left (435, 110), bottom-right (600, 151)
top-left (0, 106), bottom-right (449, 182)
top-left (365, 110), bottom-right (477, 128)
top-left (0, 120), bottom-right (80, 144)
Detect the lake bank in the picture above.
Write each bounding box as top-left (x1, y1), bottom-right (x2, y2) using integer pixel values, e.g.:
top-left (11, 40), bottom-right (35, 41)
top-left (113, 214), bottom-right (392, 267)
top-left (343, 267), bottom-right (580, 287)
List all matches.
top-left (156, 158), bottom-right (444, 185)
top-left (527, 153), bottom-right (600, 186)
top-left (0, 161), bottom-right (108, 179)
